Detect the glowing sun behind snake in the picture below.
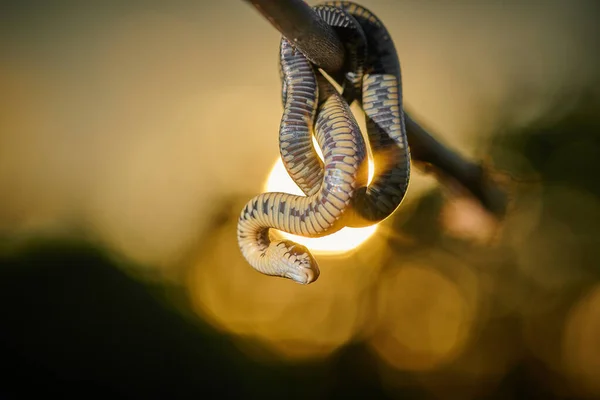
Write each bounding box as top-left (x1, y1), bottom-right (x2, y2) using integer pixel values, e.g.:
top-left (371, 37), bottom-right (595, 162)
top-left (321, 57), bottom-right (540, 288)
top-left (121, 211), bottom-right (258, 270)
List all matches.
top-left (265, 136), bottom-right (378, 255)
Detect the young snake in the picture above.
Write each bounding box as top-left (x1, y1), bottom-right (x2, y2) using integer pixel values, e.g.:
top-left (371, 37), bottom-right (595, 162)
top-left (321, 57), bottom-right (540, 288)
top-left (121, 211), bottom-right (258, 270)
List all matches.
top-left (237, 2), bottom-right (410, 284)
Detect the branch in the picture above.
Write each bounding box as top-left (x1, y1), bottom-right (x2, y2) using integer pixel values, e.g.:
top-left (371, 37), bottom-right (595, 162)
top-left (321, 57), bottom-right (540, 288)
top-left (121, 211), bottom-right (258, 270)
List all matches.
top-left (244, 0), bottom-right (345, 72)
top-left (403, 113), bottom-right (508, 216)
top-left (244, 0), bottom-right (509, 217)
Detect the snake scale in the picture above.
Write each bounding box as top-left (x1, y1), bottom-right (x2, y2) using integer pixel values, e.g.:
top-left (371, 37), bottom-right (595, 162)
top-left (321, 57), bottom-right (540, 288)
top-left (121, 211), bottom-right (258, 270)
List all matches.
top-left (238, 1), bottom-right (411, 284)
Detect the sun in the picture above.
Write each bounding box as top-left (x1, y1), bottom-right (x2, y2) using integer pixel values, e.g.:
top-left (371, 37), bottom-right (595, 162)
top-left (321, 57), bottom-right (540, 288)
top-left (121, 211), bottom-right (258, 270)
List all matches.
top-left (264, 138), bottom-right (378, 255)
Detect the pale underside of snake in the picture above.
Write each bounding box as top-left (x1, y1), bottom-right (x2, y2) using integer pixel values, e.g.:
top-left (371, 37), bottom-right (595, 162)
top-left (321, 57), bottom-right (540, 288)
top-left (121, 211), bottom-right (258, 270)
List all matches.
top-left (237, 2), bottom-right (410, 284)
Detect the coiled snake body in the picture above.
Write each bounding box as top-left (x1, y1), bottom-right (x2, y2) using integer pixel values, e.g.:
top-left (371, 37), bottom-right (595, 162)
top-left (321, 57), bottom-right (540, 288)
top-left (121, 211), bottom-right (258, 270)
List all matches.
top-left (238, 2), bottom-right (410, 284)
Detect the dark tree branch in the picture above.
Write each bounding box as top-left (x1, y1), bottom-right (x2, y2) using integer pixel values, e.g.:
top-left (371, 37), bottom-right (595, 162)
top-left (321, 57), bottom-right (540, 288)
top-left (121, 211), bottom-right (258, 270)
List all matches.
top-left (403, 113), bottom-right (508, 216)
top-left (244, 0), bottom-right (509, 217)
top-left (244, 0), bottom-right (345, 72)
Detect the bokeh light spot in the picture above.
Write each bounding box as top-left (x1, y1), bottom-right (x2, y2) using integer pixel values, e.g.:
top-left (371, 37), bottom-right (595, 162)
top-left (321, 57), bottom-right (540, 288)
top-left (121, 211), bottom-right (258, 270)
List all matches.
top-left (563, 285), bottom-right (600, 397)
top-left (370, 264), bottom-right (473, 372)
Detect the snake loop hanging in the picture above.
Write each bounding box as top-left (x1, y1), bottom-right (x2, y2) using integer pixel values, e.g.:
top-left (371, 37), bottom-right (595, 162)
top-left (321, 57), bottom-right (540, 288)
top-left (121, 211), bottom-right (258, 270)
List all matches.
top-left (237, 1), bottom-right (411, 284)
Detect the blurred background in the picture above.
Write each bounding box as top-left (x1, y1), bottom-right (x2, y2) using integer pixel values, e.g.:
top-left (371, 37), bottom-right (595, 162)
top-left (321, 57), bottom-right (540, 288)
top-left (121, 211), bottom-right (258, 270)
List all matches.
top-left (1, 0), bottom-right (600, 398)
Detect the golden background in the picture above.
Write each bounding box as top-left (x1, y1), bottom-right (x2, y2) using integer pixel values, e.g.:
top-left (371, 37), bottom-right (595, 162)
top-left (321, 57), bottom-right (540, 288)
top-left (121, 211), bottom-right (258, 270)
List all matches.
top-left (1, 0), bottom-right (599, 398)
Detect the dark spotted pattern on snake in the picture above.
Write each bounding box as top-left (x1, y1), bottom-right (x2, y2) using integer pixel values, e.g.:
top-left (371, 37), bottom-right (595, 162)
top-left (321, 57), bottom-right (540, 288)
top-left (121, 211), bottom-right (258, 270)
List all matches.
top-left (238, 2), bottom-right (410, 284)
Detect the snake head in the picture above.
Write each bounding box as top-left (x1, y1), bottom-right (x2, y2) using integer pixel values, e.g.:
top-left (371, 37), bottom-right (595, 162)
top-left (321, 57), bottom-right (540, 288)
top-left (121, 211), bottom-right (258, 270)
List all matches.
top-left (276, 240), bottom-right (320, 285)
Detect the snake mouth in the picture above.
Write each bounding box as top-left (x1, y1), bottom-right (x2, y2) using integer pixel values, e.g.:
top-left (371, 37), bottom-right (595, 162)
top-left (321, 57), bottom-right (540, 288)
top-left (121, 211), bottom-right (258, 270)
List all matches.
top-left (285, 265), bottom-right (319, 285)
top-left (284, 272), bottom-right (311, 285)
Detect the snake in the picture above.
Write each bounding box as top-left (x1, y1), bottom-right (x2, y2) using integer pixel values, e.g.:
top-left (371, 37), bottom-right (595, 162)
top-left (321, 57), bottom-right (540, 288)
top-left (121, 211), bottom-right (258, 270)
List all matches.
top-left (280, 1), bottom-right (411, 227)
top-left (237, 2), bottom-right (410, 284)
top-left (237, 42), bottom-right (368, 284)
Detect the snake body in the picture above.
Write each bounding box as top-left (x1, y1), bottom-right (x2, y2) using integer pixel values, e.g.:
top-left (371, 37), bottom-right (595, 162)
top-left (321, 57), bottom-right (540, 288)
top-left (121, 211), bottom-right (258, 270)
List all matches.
top-left (237, 2), bottom-right (409, 284)
top-left (237, 49), bottom-right (368, 284)
top-left (280, 2), bottom-right (411, 226)
top-left (278, 5), bottom-right (368, 197)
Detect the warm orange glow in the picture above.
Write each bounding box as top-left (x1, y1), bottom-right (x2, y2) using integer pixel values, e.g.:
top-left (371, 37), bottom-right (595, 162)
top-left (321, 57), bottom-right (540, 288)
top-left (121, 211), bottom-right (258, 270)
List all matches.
top-left (265, 137), bottom-right (377, 254)
top-left (370, 263), bottom-right (474, 372)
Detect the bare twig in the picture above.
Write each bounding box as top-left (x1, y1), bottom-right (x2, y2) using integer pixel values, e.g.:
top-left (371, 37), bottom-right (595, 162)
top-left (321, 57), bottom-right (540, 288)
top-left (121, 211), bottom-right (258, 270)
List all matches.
top-left (403, 113), bottom-right (508, 216)
top-left (244, 0), bottom-right (345, 72)
top-left (243, 0), bottom-right (509, 217)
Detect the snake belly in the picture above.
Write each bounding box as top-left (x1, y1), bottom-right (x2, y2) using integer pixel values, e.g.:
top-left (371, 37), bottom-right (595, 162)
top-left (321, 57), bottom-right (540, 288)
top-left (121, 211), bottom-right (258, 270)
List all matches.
top-left (280, 2), bottom-right (411, 227)
top-left (237, 51), bottom-right (368, 284)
